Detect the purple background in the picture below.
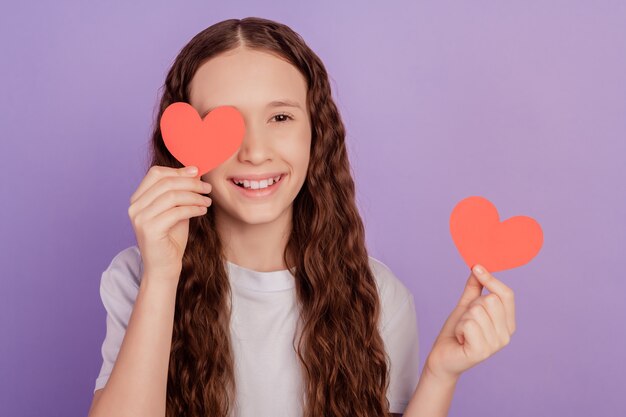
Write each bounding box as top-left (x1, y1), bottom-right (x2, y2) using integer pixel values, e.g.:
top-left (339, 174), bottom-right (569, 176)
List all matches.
top-left (1, 1), bottom-right (625, 416)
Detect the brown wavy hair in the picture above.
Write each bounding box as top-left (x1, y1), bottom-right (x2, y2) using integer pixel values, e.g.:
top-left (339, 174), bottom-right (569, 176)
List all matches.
top-left (147, 17), bottom-right (392, 417)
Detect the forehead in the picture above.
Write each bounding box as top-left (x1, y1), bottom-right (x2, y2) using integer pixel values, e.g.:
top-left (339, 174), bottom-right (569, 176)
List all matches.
top-left (188, 47), bottom-right (308, 112)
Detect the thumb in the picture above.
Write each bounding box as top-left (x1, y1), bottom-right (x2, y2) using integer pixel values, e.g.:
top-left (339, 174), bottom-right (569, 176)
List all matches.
top-left (436, 265), bottom-right (486, 340)
top-left (456, 265), bottom-right (485, 309)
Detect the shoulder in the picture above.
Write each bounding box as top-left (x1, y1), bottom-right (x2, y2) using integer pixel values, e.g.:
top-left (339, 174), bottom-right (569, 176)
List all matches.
top-left (367, 255), bottom-right (414, 328)
top-left (100, 245), bottom-right (144, 296)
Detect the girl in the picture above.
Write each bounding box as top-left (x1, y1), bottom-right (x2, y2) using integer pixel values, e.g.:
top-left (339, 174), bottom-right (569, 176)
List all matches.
top-left (88, 17), bottom-right (516, 417)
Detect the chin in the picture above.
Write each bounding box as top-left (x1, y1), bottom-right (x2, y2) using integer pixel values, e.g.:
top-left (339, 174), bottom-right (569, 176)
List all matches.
top-left (236, 212), bottom-right (280, 225)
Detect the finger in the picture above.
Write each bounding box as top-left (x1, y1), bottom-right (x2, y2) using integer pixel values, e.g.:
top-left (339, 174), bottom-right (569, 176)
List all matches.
top-left (437, 303), bottom-right (467, 341)
top-left (466, 301), bottom-right (499, 350)
top-left (477, 293), bottom-right (512, 344)
top-left (130, 165), bottom-right (199, 205)
top-left (130, 175), bottom-right (211, 220)
top-left (438, 273), bottom-right (484, 339)
top-left (140, 189), bottom-right (212, 224)
top-left (455, 318), bottom-right (488, 360)
top-left (471, 264), bottom-right (516, 334)
top-left (457, 271), bottom-right (484, 309)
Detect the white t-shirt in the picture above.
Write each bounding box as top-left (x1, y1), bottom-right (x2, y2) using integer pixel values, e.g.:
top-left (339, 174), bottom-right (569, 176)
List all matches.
top-left (94, 245), bottom-right (420, 415)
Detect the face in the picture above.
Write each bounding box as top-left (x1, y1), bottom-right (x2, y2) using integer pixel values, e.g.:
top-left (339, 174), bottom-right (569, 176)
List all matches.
top-left (188, 45), bottom-right (311, 226)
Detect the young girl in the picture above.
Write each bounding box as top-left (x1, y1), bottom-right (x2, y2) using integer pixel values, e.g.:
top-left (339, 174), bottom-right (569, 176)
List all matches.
top-left (89, 17), bottom-right (516, 417)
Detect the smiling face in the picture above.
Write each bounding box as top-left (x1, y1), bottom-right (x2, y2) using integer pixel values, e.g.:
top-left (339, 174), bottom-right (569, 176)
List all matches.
top-left (189, 45), bottom-right (311, 227)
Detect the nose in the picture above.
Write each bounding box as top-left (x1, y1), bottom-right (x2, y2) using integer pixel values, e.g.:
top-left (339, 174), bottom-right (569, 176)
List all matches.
top-left (236, 123), bottom-right (272, 164)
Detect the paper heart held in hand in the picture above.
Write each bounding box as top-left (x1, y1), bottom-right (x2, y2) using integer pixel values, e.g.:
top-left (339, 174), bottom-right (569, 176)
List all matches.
top-left (160, 102), bottom-right (246, 176)
top-left (450, 196), bottom-right (543, 273)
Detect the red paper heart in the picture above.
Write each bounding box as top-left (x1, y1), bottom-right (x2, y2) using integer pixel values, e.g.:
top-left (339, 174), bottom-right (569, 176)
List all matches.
top-left (160, 102), bottom-right (245, 176)
top-left (450, 196), bottom-right (543, 273)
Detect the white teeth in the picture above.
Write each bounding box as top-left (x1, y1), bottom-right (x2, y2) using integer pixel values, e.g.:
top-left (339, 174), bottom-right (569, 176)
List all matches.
top-left (234, 175), bottom-right (282, 190)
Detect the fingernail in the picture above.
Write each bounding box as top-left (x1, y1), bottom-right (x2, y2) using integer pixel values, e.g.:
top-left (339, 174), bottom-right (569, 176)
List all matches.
top-left (185, 166), bottom-right (198, 174)
top-left (473, 265), bottom-right (484, 275)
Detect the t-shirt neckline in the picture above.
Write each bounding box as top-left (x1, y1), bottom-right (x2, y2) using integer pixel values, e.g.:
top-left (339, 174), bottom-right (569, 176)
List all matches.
top-left (226, 260), bottom-right (296, 292)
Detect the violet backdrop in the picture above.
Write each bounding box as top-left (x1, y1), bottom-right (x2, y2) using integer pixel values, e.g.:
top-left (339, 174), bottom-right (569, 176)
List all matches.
top-left (1, 1), bottom-right (624, 416)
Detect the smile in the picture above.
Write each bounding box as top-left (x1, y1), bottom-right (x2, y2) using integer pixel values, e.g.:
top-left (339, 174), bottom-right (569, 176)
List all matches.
top-left (229, 174), bottom-right (286, 198)
top-left (232, 174), bottom-right (283, 189)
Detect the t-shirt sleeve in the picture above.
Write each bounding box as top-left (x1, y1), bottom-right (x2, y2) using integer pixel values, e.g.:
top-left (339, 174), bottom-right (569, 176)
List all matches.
top-left (93, 246), bottom-right (142, 393)
top-left (380, 288), bottom-right (420, 413)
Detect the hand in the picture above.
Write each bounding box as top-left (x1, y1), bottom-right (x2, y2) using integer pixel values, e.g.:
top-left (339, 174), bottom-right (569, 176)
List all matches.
top-left (128, 165), bottom-right (213, 282)
top-left (424, 264), bottom-right (517, 382)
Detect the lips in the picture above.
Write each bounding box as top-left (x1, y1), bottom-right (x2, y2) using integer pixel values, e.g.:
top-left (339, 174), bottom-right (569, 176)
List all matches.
top-left (231, 174), bottom-right (284, 189)
top-left (229, 173), bottom-right (286, 198)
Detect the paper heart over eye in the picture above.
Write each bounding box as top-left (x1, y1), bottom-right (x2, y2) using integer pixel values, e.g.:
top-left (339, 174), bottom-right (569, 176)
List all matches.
top-left (160, 102), bottom-right (246, 176)
top-left (450, 196), bottom-right (543, 273)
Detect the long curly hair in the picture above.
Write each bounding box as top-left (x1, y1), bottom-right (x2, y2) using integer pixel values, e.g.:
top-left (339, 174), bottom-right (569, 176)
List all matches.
top-left (147, 17), bottom-right (392, 417)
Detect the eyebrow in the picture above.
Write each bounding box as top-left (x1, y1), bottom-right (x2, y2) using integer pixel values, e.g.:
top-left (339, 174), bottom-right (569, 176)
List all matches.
top-left (200, 99), bottom-right (303, 118)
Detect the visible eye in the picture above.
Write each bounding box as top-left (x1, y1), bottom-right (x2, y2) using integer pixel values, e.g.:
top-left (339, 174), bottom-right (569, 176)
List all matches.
top-left (270, 113), bottom-right (294, 123)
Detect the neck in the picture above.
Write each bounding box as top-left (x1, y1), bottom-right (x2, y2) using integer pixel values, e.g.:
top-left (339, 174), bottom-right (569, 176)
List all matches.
top-left (215, 204), bottom-right (293, 272)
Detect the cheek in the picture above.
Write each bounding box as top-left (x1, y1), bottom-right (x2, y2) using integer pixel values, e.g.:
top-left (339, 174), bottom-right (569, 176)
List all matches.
top-left (282, 131), bottom-right (311, 171)
top-left (297, 153), bottom-right (310, 175)
top-left (283, 148), bottom-right (309, 177)
top-left (298, 140), bottom-right (311, 169)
